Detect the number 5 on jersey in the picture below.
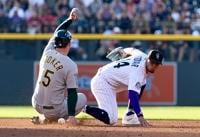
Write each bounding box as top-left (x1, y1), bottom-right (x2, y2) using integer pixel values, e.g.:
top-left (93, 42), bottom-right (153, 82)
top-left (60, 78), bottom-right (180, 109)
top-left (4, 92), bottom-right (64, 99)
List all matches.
top-left (41, 69), bottom-right (54, 87)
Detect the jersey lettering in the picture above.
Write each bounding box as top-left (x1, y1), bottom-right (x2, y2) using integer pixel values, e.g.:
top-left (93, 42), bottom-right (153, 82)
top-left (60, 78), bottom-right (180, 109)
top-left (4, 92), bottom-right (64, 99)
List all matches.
top-left (131, 57), bottom-right (142, 67)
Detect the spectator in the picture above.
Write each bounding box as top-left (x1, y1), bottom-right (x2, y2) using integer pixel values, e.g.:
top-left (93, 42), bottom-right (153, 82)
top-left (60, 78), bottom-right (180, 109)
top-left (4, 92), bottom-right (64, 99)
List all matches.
top-left (56, 2), bottom-right (68, 25)
top-left (88, 0), bottom-right (102, 17)
top-left (88, 0), bottom-right (102, 32)
top-left (118, 10), bottom-right (132, 33)
top-left (97, 3), bottom-right (114, 22)
top-left (171, 9), bottom-right (180, 23)
top-left (10, 10), bottom-right (26, 32)
top-left (162, 14), bottom-right (176, 34)
top-left (28, 0), bottom-right (44, 7)
top-left (8, 0), bottom-right (25, 19)
top-left (110, 0), bottom-right (125, 19)
top-left (40, 3), bottom-right (57, 33)
top-left (132, 12), bottom-right (149, 34)
top-left (26, 5), bottom-right (42, 34)
top-left (25, 3), bottom-right (38, 20)
top-left (0, 0), bottom-right (199, 62)
top-left (0, 1), bottom-right (9, 32)
top-left (125, 0), bottom-right (137, 18)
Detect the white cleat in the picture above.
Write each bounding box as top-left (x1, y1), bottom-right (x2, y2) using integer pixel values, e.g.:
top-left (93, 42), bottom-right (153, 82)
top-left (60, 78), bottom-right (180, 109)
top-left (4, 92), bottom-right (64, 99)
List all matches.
top-left (122, 111), bottom-right (140, 126)
top-left (82, 105), bottom-right (87, 113)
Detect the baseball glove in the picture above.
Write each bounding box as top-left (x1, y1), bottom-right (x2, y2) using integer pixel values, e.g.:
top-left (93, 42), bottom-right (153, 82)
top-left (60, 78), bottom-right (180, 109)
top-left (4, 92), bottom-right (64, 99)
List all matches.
top-left (106, 47), bottom-right (126, 61)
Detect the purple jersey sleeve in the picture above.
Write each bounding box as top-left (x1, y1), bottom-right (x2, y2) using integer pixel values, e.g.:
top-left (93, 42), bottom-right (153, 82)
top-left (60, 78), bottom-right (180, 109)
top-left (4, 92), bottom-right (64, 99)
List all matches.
top-left (128, 90), bottom-right (142, 117)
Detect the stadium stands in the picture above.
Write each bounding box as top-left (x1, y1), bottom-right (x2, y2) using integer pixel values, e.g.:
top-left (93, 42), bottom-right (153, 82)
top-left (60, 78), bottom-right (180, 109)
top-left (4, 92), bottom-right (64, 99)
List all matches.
top-left (0, 0), bottom-right (199, 62)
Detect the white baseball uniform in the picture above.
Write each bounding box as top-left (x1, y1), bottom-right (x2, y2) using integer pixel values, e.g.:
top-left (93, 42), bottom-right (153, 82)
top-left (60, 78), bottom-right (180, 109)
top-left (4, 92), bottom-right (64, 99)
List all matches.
top-left (32, 36), bottom-right (86, 119)
top-left (90, 49), bottom-right (147, 124)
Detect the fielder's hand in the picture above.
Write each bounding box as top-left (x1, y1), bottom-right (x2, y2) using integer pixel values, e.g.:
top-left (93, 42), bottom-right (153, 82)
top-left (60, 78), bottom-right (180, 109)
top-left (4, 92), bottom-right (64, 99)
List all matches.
top-left (70, 8), bottom-right (79, 21)
top-left (67, 116), bottom-right (79, 126)
top-left (138, 116), bottom-right (151, 127)
top-left (106, 47), bottom-right (127, 61)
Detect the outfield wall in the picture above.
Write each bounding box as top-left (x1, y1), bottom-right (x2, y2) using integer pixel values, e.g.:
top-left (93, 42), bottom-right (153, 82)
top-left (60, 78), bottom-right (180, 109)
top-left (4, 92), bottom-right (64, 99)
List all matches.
top-left (0, 60), bottom-right (33, 105)
top-left (34, 62), bottom-right (177, 105)
top-left (0, 61), bottom-right (199, 105)
top-left (177, 62), bottom-right (200, 105)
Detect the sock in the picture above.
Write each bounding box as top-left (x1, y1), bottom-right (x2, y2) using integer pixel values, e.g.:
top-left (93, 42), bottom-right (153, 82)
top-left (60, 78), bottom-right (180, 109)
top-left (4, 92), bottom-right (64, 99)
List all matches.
top-left (85, 105), bottom-right (110, 124)
top-left (128, 100), bottom-right (132, 110)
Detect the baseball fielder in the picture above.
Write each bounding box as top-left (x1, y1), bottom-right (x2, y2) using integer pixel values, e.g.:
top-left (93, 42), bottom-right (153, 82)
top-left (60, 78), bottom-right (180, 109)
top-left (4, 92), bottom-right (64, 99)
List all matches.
top-left (32, 8), bottom-right (87, 126)
top-left (83, 47), bottom-right (163, 127)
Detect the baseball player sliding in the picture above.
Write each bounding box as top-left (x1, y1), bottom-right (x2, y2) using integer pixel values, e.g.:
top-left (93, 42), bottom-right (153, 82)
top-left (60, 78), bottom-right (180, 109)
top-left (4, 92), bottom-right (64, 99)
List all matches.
top-left (83, 47), bottom-right (163, 127)
top-left (32, 8), bottom-right (87, 126)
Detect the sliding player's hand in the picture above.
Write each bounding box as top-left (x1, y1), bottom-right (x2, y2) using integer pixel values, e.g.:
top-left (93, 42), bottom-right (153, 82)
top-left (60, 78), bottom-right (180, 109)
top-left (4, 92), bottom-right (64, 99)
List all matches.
top-left (70, 8), bottom-right (79, 21)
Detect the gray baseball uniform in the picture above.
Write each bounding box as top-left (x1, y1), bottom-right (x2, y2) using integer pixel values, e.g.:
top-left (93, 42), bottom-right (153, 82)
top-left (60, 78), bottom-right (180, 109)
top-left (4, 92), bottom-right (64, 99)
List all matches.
top-left (32, 33), bottom-right (86, 119)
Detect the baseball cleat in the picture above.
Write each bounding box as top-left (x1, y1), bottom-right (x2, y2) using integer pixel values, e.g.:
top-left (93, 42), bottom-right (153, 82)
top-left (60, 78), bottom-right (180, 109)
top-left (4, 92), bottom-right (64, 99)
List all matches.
top-left (122, 111), bottom-right (140, 126)
top-left (82, 105), bottom-right (88, 113)
top-left (31, 115), bottom-right (50, 124)
top-left (31, 116), bottom-right (40, 124)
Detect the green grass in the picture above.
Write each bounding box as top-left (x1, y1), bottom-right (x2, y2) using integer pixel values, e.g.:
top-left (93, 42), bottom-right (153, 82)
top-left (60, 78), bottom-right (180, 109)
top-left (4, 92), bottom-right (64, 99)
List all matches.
top-left (0, 106), bottom-right (200, 120)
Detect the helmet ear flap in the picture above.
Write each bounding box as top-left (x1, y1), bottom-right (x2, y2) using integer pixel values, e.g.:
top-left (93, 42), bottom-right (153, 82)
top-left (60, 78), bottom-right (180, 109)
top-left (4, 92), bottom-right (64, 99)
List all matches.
top-left (55, 37), bottom-right (63, 48)
top-left (59, 43), bottom-right (62, 47)
top-left (54, 30), bottom-right (71, 48)
top-left (55, 37), bottom-right (64, 47)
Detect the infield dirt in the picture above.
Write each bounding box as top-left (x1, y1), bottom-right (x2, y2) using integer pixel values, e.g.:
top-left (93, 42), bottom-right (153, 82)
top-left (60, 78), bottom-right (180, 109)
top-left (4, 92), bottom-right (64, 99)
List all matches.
top-left (0, 119), bottom-right (200, 137)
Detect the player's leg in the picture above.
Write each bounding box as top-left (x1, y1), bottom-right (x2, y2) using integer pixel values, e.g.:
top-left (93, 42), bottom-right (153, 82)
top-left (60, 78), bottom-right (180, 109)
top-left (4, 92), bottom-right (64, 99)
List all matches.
top-left (60, 93), bottom-right (87, 119)
top-left (31, 98), bottom-right (50, 124)
top-left (84, 91), bottom-right (118, 125)
top-left (33, 93), bottom-right (87, 124)
top-left (75, 93), bottom-right (87, 115)
top-left (83, 105), bottom-right (110, 124)
top-left (84, 76), bottom-right (118, 125)
top-left (32, 104), bottom-right (58, 124)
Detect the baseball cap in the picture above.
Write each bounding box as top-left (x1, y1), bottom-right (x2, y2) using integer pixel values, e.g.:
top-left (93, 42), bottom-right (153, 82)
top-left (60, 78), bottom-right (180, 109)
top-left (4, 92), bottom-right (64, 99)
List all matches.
top-left (147, 50), bottom-right (164, 65)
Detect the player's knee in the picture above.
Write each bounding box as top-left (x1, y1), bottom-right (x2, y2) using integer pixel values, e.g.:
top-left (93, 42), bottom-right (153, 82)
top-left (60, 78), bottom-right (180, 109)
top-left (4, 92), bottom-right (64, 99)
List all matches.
top-left (104, 110), bottom-right (118, 125)
top-left (108, 114), bottom-right (118, 125)
top-left (31, 97), bottom-right (36, 108)
top-left (77, 93), bottom-right (87, 107)
top-left (76, 93), bottom-right (87, 115)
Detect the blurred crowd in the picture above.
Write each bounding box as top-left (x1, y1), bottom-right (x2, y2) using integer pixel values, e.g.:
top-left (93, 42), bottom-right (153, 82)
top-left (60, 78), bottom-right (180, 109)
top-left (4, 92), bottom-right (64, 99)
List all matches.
top-left (0, 0), bottom-right (199, 62)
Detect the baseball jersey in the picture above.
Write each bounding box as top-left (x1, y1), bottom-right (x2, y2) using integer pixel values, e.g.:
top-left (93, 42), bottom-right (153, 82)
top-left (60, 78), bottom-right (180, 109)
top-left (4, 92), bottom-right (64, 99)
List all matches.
top-left (32, 36), bottom-right (78, 106)
top-left (99, 49), bottom-right (147, 94)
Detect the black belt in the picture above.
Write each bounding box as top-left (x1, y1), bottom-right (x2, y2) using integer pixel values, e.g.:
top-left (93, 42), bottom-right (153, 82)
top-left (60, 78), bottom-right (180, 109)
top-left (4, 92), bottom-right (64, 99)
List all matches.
top-left (43, 106), bottom-right (54, 109)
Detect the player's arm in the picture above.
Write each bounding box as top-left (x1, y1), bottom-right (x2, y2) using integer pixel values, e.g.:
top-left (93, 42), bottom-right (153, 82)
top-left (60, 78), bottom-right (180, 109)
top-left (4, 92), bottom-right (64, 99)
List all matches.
top-left (128, 90), bottom-right (142, 117)
top-left (66, 64), bottom-right (79, 126)
top-left (67, 88), bottom-right (78, 126)
top-left (128, 65), bottom-right (150, 127)
top-left (54, 8), bottom-right (79, 33)
top-left (123, 47), bottom-right (136, 56)
top-left (128, 84), bottom-right (146, 109)
top-left (128, 90), bottom-right (150, 127)
top-left (139, 84), bottom-right (146, 99)
top-left (67, 88), bottom-right (78, 116)
top-left (43, 8), bottom-right (79, 52)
